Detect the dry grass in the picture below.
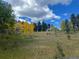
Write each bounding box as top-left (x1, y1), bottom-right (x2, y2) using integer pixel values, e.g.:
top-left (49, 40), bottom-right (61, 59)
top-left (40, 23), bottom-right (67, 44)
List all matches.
top-left (0, 31), bottom-right (79, 59)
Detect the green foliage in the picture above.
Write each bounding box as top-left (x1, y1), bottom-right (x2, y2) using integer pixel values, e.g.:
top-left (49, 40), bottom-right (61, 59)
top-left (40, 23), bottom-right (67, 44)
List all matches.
top-left (76, 14), bottom-right (79, 30)
top-left (42, 21), bottom-right (48, 31)
top-left (61, 14), bottom-right (79, 33)
top-left (0, 0), bottom-right (15, 33)
top-left (70, 14), bottom-right (76, 25)
top-left (61, 20), bottom-right (66, 31)
top-left (61, 20), bottom-right (71, 33)
top-left (33, 21), bottom-right (48, 32)
top-left (64, 19), bottom-right (70, 34)
top-left (37, 21), bottom-right (42, 31)
top-left (70, 14), bottom-right (76, 32)
top-left (70, 14), bottom-right (79, 32)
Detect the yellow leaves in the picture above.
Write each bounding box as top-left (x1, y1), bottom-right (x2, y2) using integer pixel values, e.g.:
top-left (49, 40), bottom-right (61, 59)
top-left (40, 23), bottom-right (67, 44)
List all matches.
top-left (15, 22), bottom-right (34, 34)
top-left (61, 20), bottom-right (66, 31)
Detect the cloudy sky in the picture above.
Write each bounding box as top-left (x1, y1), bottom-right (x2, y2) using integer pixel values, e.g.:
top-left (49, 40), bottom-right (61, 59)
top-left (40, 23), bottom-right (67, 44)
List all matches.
top-left (4, 0), bottom-right (79, 29)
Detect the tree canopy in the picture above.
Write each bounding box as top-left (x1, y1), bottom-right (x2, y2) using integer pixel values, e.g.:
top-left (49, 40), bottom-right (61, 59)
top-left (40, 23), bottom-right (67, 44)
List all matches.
top-left (0, 0), bottom-right (15, 33)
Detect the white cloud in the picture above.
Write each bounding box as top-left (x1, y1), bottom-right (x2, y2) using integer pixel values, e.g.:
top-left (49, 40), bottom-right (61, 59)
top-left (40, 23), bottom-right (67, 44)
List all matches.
top-left (16, 17), bottom-right (26, 22)
top-left (35, 0), bottom-right (72, 6)
top-left (4, 0), bottom-right (72, 22)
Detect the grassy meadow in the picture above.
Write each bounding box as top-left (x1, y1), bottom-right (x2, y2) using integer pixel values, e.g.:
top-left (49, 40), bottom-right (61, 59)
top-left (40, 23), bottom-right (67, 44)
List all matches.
top-left (0, 31), bottom-right (79, 59)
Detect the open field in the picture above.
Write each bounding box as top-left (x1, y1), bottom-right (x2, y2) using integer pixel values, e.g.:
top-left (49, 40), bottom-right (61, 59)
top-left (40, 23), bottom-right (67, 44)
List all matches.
top-left (0, 31), bottom-right (79, 59)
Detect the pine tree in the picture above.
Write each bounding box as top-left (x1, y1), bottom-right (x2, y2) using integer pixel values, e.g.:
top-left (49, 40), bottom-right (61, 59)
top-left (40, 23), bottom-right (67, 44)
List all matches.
top-left (42, 21), bottom-right (48, 31)
top-left (65, 19), bottom-right (70, 34)
top-left (76, 14), bottom-right (79, 30)
top-left (70, 14), bottom-right (76, 32)
top-left (37, 22), bottom-right (42, 32)
top-left (65, 19), bottom-right (71, 40)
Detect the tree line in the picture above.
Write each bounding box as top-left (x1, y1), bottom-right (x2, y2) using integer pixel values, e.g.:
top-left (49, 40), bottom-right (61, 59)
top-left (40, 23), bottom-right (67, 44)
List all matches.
top-left (33, 21), bottom-right (50, 32)
top-left (61, 14), bottom-right (79, 34)
top-left (1, 0), bottom-right (79, 34)
top-left (0, 0), bottom-right (51, 34)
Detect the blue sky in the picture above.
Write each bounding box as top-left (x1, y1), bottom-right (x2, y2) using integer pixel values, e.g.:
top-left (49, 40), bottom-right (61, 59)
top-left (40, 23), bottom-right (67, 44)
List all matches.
top-left (4, 0), bottom-right (79, 29)
top-left (47, 0), bottom-right (79, 29)
top-left (49, 0), bottom-right (79, 19)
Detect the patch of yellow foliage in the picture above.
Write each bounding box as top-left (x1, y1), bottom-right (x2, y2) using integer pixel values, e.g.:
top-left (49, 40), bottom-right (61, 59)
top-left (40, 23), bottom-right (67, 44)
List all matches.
top-left (15, 21), bottom-right (34, 34)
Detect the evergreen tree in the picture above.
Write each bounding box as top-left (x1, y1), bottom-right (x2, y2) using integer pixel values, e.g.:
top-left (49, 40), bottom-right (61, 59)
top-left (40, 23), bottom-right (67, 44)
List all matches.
top-left (33, 23), bottom-right (37, 32)
top-left (0, 0), bottom-right (15, 33)
top-left (48, 24), bottom-right (50, 29)
top-left (70, 14), bottom-right (76, 32)
top-left (76, 14), bottom-right (79, 30)
top-left (37, 22), bottom-right (42, 32)
top-left (65, 19), bottom-right (70, 34)
top-left (64, 19), bottom-right (71, 40)
top-left (42, 21), bottom-right (48, 31)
